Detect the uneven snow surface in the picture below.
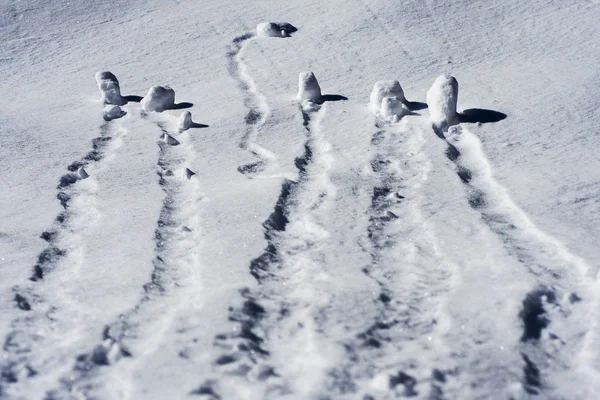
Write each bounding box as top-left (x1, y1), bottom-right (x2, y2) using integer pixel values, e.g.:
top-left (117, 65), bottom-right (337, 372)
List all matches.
top-left (1, 0), bottom-right (600, 399)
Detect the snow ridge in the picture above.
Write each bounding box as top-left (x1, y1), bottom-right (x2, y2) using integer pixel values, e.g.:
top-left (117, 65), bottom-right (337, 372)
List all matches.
top-left (436, 123), bottom-right (595, 397)
top-left (0, 120), bottom-right (128, 396)
top-left (46, 113), bottom-right (206, 399)
top-left (228, 33), bottom-right (278, 177)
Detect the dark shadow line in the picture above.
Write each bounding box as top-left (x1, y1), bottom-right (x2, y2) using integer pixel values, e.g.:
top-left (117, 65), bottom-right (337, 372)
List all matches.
top-left (320, 94), bottom-right (348, 103)
top-left (404, 100), bottom-right (427, 111)
top-left (123, 95), bottom-right (143, 103)
top-left (458, 108), bottom-right (507, 124)
top-left (190, 122), bottom-right (209, 129)
top-left (169, 102), bottom-right (194, 110)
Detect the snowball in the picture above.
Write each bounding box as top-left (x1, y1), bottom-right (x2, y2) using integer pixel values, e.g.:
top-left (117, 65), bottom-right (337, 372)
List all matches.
top-left (95, 71), bottom-right (125, 106)
top-left (380, 96), bottom-right (409, 122)
top-left (178, 111), bottom-right (193, 131)
top-left (426, 74), bottom-right (459, 128)
top-left (297, 72), bottom-right (322, 103)
top-left (141, 85), bottom-right (175, 112)
top-left (77, 167), bottom-right (89, 179)
top-left (369, 80), bottom-right (406, 113)
top-left (256, 22), bottom-right (297, 38)
top-left (102, 105), bottom-right (126, 121)
top-left (162, 133), bottom-right (180, 146)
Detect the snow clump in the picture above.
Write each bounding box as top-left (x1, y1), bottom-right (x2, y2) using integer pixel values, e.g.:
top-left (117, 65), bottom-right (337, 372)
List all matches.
top-left (103, 105), bottom-right (126, 121)
top-left (256, 22), bottom-right (297, 38)
top-left (141, 85), bottom-right (176, 112)
top-left (297, 72), bottom-right (322, 103)
top-left (369, 80), bottom-right (406, 114)
top-left (95, 71), bottom-right (125, 106)
top-left (426, 74), bottom-right (459, 128)
top-left (380, 96), bottom-right (410, 123)
top-left (178, 111), bottom-right (193, 131)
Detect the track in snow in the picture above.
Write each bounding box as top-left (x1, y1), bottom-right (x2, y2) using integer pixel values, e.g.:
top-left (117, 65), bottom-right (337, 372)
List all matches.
top-left (433, 122), bottom-right (595, 397)
top-left (46, 113), bottom-right (206, 399)
top-left (0, 120), bottom-right (127, 395)
top-left (324, 116), bottom-right (454, 399)
top-left (227, 33), bottom-right (278, 178)
top-left (197, 101), bottom-right (335, 399)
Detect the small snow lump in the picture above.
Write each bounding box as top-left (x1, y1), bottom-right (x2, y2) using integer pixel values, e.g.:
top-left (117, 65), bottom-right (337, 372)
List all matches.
top-left (141, 85), bottom-right (176, 112)
top-left (297, 72), bottom-right (322, 103)
top-left (426, 74), bottom-right (459, 128)
top-left (370, 80), bottom-right (406, 114)
top-left (256, 22), bottom-right (297, 38)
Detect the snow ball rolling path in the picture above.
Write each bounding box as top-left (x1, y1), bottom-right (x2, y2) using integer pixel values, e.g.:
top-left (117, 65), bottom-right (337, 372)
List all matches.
top-left (1, 11), bottom-right (600, 400)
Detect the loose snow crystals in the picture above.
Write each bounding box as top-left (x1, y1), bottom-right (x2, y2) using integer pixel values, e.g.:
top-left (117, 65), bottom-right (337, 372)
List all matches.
top-left (103, 105), bottom-right (126, 121)
top-left (95, 71), bottom-right (125, 106)
top-left (427, 74), bottom-right (459, 129)
top-left (256, 22), bottom-right (297, 38)
top-left (141, 85), bottom-right (176, 112)
top-left (178, 111), bottom-right (193, 132)
top-left (297, 71), bottom-right (322, 103)
top-left (369, 80), bottom-right (406, 114)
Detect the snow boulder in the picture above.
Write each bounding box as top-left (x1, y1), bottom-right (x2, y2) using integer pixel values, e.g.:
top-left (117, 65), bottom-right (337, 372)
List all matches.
top-left (95, 71), bottom-right (125, 106)
top-left (297, 72), bottom-right (322, 103)
top-left (103, 105), bottom-right (126, 121)
top-left (141, 85), bottom-right (176, 112)
top-left (426, 74), bottom-right (459, 128)
top-left (256, 22), bottom-right (297, 38)
top-left (380, 96), bottom-right (409, 122)
top-left (178, 111), bottom-right (193, 131)
top-left (370, 80), bottom-right (405, 114)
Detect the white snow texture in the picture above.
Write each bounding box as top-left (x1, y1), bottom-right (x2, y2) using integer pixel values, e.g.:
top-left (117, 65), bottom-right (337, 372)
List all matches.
top-left (141, 85), bottom-right (176, 112)
top-left (297, 71), bottom-right (322, 103)
top-left (426, 74), bottom-right (459, 128)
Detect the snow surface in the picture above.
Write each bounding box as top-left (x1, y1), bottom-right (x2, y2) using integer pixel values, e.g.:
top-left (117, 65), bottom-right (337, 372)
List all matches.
top-left (1, 0), bottom-right (600, 399)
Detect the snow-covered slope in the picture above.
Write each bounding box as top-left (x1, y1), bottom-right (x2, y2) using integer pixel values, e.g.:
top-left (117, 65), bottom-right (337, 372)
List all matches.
top-left (1, 0), bottom-right (599, 399)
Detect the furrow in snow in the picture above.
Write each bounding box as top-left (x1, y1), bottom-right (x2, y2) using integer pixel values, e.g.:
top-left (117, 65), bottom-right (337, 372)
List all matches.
top-left (228, 33), bottom-right (277, 178)
top-left (199, 102), bottom-right (335, 400)
top-left (328, 118), bottom-right (454, 399)
top-left (0, 120), bottom-right (128, 397)
top-left (434, 123), bottom-right (595, 397)
top-left (46, 113), bottom-right (206, 399)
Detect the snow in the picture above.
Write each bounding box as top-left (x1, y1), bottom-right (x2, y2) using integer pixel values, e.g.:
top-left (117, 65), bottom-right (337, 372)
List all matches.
top-left (369, 80), bottom-right (406, 113)
top-left (1, 0), bottom-right (600, 399)
top-left (95, 71), bottom-right (126, 106)
top-left (297, 71), bottom-right (322, 103)
top-left (141, 85), bottom-right (176, 112)
top-left (426, 74), bottom-right (459, 129)
top-left (256, 22), bottom-right (297, 38)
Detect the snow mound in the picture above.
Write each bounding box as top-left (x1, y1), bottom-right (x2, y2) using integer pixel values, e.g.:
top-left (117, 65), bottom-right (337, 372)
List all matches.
top-left (369, 80), bottom-right (406, 113)
top-left (178, 111), bottom-right (193, 131)
top-left (102, 105), bottom-right (126, 121)
top-left (95, 71), bottom-right (125, 106)
top-left (380, 96), bottom-right (409, 123)
top-left (162, 133), bottom-right (180, 146)
top-left (297, 72), bottom-right (322, 103)
top-left (256, 22), bottom-right (297, 38)
top-left (141, 85), bottom-right (175, 112)
top-left (426, 74), bottom-right (459, 128)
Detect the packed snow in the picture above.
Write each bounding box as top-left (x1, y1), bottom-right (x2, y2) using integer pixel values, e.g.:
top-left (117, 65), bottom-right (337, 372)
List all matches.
top-left (1, 0), bottom-right (600, 399)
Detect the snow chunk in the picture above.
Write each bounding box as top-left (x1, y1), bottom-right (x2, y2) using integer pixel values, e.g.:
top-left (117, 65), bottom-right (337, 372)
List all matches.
top-left (77, 167), bottom-right (89, 179)
top-left (297, 72), bottom-right (322, 103)
top-left (256, 22), bottom-right (297, 38)
top-left (162, 133), bottom-right (180, 146)
top-left (95, 71), bottom-right (125, 106)
top-left (141, 85), bottom-right (175, 112)
top-left (103, 105), bottom-right (126, 121)
top-left (426, 74), bottom-right (459, 128)
top-left (178, 111), bottom-right (193, 131)
top-left (370, 80), bottom-right (406, 114)
top-left (380, 96), bottom-right (410, 123)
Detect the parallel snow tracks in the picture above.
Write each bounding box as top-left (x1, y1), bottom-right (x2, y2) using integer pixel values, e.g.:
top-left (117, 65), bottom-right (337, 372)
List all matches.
top-left (0, 121), bottom-right (127, 397)
top-left (201, 102), bottom-right (334, 400)
top-left (436, 124), bottom-right (595, 397)
top-left (47, 115), bottom-right (205, 399)
top-left (330, 119), bottom-right (454, 399)
top-left (228, 33), bottom-right (278, 177)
